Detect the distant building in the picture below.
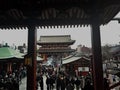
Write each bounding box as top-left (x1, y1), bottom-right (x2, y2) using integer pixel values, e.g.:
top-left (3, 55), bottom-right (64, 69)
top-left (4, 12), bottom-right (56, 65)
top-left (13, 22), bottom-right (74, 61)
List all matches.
top-left (77, 44), bottom-right (82, 53)
top-left (18, 43), bottom-right (27, 53)
top-left (37, 35), bottom-right (76, 61)
top-left (76, 45), bottom-right (91, 56)
top-left (109, 45), bottom-right (120, 60)
top-left (103, 45), bottom-right (120, 76)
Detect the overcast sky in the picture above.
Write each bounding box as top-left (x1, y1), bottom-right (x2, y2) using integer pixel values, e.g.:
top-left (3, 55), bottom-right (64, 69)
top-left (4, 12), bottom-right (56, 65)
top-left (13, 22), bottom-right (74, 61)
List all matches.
top-left (0, 13), bottom-right (120, 49)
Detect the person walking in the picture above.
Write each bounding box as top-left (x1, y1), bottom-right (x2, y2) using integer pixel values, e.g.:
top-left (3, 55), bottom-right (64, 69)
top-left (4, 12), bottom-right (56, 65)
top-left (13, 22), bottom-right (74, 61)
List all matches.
top-left (56, 75), bottom-right (61, 90)
top-left (60, 76), bottom-right (66, 90)
top-left (49, 75), bottom-right (54, 90)
top-left (39, 75), bottom-right (44, 90)
top-left (75, 78), bottom-right (81, 90)
top-left (83, 80), bottom-right (94, 90)
top-left (66, 82), bottom-right (74, 90)
top-left (12, 79), bottom-right (19, 90)
top-left (103, 77), bottom-right (110, 90)
top-left (46, 75), bottom-right (51, 90)
top-left (70, 77), bottom-right (75, 86)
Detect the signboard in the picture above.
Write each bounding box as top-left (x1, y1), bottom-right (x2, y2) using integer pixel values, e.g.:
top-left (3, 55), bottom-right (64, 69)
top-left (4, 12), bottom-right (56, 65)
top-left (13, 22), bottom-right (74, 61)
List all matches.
top-left (78, 67), bottom-right (89, 72)
top-left (25, 57), bottom-right (32, 66)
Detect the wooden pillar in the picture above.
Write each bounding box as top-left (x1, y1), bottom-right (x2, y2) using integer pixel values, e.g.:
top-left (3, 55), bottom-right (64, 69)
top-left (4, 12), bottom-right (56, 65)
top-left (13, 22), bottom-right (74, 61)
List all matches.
top-left (7, 62), bottom-right (12, 74)
top-left (91, 17), bottom-right (104, 90)
top-left (27, 26), bottom-right (37, 90)
top-left (9, 62), bottom-right (12, 73)
top-left (7, 63), bottom-right (9, 73)
top-left (43, 54), bottom-right (47, 61)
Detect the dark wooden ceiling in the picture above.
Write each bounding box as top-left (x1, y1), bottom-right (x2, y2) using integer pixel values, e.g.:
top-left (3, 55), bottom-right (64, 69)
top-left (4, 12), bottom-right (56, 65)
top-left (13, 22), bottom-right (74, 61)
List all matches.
top-left (0, 0), bottom-right (120, 28)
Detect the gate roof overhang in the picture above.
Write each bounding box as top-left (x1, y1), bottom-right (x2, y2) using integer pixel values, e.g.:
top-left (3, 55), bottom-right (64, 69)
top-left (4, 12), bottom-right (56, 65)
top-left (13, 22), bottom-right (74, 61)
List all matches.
top-left (0, 0), bottom-right (120, 29)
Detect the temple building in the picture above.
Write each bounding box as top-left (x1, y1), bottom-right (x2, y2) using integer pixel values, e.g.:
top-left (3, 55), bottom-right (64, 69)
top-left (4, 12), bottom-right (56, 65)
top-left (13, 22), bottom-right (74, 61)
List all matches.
top-left (0, 0), bottom-right (119, 89)
top-left (0, 46), bottom-right (24, 74)
top-left (37, 35), bottom-right (76, 61)
top-left (62, 55), bottom-right (91, 76)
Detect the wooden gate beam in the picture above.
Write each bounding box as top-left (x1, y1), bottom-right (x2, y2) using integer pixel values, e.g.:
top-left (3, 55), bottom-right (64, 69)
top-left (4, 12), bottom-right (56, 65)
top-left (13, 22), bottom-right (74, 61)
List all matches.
top-left (27, 26), bottom-right (37, 90)
top-left (91, 17), bottom-right (104, 90)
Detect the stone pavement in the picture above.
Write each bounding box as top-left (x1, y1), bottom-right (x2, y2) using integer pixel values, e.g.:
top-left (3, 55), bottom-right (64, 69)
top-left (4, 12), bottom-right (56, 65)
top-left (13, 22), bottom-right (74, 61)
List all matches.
top-left (19, 77), bottom-right (27, 90)
top-left (20, 76), bottom-right (51, 90)
top-left (19, 75), bottom-right (120, 90)
top-left (19, 75), bottom-right (80, 90)
top-left (19, 76), bottom-right (64, 90)
top-left (19, 76), bottom-right (55, 90)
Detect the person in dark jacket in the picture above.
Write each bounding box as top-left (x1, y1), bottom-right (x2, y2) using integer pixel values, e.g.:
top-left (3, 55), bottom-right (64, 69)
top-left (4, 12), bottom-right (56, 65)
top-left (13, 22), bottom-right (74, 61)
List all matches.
top-left (5, 81), bottom-right (13, 90)
top-left (56, 75), bottom-right (61, 90)
top-left (46, 75), bottom-right (51, 90)
top-left (12, 79), bottom-right (19, 90)
top-left (66, 82), bottom-right (74, 90)
top-left (39, 75), bottom-right (43, 90)
top-left (49, 75), bottom-right (54, 90)
top-left (83, 80), bottom-right (94, 90)
top-left (103, 78), bottom-right (110, 90)
top-left (75, 78), bottom-right (81, 90)
top-left (70, 77), bottom-right (75, 86)
top-left (60, 76), bottom-right (65, 90)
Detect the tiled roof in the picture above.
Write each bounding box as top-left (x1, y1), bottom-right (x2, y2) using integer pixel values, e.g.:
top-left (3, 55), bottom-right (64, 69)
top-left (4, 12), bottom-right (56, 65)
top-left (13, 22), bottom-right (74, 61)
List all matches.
top-left (0, 0), bottom-right (120, 28)
top-left (38, 35), bottom-right (75, 44)
top-left (109, 45), bottom-right (120, 54)
top-left (38, 49), bottom-right (75, 54)
top-left (0, 47), bottom-right (24, 60)
top-left (62, 56), bottom-right (90, 64)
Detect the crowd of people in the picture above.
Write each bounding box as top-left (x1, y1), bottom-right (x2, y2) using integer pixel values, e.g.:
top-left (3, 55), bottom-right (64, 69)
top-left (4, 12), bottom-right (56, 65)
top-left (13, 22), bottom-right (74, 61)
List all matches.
top-left (0, 66), bottom-right (27, 90)
top-left (36, 66), bottom-right (118, 90)
top-left (0, 65), bottom-right (115, 90)
top-left (36, 66), bottom-right (94, 90)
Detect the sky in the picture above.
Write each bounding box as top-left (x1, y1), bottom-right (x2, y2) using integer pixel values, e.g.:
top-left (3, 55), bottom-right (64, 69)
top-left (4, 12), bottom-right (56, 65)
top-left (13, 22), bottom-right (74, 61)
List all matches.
top-left (0, 13), bottom-right (120, 49)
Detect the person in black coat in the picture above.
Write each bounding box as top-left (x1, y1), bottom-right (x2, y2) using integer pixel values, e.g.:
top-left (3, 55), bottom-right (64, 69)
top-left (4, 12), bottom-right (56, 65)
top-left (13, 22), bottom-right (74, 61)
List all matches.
top-left (60, 76), bottom-right (65, 90)
top-left (50, 76), bottom-right (54, 90)
top-left (66, 82), bottom-right (74, 90)
top-left (56, 76), bottom-right (61, 90)
top-left (39, 75), bottom-right (43, 90)
top-left (103, 78), bottom-right (110, 90)
top-left (46, 76), bottom-right (51, 90)
top-left (83, 80), bottom-right (94, 90)
top-left (12, 79), bottom-right (19, 90)
top-left (70, 77), bottom-right (75, 86)
top-left (75, 78), bottom-right (81, 90)
top-left (5, 81), bottom-right (13, 90)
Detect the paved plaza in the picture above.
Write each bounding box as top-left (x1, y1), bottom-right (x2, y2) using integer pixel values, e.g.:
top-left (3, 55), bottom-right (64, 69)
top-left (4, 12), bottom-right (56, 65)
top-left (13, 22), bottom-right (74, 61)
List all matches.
top-left (19, 77), bottom-right (27, 90)
top-left (19, 75), bottom-right (81, 90)
top-left (19, 75), bottom-right (120, 90)
top-left (20, 75), bottom-right (58, 90)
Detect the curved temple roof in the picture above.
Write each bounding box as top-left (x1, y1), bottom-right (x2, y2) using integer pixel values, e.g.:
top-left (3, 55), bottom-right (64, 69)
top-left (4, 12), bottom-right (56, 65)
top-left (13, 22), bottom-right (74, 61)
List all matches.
top-left (0, 47), bottom-right (24, 60)
top-left (37, 35), bottom-right (75, 45)
top-left (0, 0), bottom-right (120, 28)
top-left (62, 56), bottom-right (90, 64)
